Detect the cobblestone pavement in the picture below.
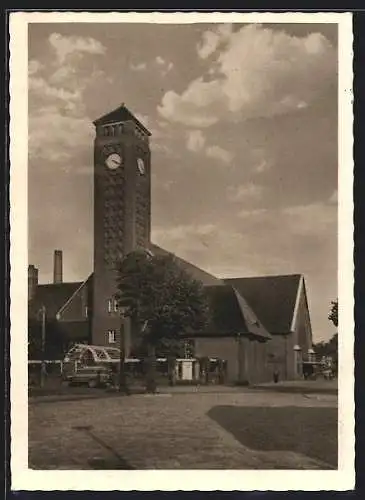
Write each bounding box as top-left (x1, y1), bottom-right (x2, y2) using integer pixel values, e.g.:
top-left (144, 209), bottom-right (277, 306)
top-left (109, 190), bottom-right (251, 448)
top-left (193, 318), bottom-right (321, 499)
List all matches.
top-left (29, 390), bottom-right (337, 470)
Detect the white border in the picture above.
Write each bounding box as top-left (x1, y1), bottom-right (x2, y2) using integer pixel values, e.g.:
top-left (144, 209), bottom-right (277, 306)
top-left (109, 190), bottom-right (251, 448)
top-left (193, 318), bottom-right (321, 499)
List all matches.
top-left (9, 11), bottom-right (354, 491)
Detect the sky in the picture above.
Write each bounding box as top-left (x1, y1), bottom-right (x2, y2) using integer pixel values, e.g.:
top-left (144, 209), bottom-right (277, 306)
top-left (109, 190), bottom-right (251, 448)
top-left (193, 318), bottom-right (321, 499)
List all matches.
top-left (28, 21), bottom-right (338, 342)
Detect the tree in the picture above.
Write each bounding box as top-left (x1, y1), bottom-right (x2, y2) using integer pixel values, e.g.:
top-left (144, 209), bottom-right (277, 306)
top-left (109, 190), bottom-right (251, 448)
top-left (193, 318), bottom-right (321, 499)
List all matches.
top-left (328, 298), bottom-right (338, 328)
top-left (116, 250), bottom-right (210, 392)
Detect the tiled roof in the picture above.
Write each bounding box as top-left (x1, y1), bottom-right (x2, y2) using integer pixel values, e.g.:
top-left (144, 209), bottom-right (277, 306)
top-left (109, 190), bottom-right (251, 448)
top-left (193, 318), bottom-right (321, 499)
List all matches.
top-left (28, 282), bottom-right (83, 319)
top-left (93, 104), bottom-right (151, 135)
top-left (149, 243), bottom-right (222, 286)
top-left (194, 285), bottom-right (271, 340)
top-left (224, 274), bottom-right (302, 334)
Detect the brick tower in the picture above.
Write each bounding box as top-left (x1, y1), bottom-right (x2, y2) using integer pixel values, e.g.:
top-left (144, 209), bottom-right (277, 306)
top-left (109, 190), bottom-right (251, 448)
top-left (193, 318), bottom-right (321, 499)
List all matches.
top-left (91, 104), bottom-right (151, 354)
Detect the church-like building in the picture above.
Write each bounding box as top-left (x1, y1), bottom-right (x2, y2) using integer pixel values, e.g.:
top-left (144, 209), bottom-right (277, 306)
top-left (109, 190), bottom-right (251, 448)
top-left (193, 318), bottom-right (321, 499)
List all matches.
top-left (28, 104), bottom-right (314, 384)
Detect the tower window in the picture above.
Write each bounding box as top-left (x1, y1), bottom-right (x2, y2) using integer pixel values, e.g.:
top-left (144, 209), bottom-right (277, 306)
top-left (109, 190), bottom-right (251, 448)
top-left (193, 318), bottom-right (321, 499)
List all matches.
top-left (113, 299), bottom-right (118, 313)
top-left (107, 299), bottom-right (112, 313)
top-left (108, 330), bottom-right (116, 344)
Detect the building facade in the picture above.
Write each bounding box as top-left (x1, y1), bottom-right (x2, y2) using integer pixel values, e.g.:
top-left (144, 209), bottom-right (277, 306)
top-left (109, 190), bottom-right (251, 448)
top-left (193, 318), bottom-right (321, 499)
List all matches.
top-left (28, 104), bottom-right (314, 383)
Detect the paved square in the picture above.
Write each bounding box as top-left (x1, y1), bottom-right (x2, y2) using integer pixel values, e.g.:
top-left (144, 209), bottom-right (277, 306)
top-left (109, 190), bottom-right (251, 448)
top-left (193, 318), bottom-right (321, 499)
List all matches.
top-left (29, 388), bottom-right (337, 470)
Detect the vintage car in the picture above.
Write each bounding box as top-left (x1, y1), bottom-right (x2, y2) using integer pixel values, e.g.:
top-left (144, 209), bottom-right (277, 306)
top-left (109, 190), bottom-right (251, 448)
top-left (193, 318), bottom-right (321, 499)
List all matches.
top-left (63, 365), bottom-right (112, 388)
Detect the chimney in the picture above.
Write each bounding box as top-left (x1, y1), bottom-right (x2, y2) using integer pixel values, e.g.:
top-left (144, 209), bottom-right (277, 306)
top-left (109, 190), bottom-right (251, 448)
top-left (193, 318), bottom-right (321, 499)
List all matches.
top-left (53, 250), bottom-right (63, 284)
top-left (28, 265), bottom-right (38, 300)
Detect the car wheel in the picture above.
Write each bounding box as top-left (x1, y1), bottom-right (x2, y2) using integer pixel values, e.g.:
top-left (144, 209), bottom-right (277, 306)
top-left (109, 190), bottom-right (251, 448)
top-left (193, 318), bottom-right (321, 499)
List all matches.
top-left (88, 379), bottom-right (97, 388)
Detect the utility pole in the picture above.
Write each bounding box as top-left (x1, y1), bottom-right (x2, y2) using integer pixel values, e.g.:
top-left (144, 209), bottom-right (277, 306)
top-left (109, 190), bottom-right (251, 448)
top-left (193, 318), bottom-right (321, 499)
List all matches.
top-left (40, 305), bottom-right (46, 388)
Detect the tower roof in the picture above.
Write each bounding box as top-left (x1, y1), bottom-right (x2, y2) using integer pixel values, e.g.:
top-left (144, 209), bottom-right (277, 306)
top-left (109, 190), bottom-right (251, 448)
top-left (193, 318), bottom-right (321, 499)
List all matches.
top-left (93, 104), bottom-right (151, 136)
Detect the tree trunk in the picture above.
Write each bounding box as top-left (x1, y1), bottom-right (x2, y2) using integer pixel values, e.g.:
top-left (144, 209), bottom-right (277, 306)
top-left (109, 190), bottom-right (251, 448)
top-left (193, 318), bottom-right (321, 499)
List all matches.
top-left (167, 356), bottom-right (177, 387)
top-left (145, 343), bottom-right (157, 394)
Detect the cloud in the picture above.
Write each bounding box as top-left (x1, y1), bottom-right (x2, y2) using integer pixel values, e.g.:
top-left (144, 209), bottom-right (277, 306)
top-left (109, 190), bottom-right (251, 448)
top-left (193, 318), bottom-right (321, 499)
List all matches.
top-left (29, 76), bottom-right (81, 104)
top-left (48, 33), bottom-right (106, 63)
top-left (254, 159), bottom-right (271, 173)
top-left (28, 59), bottom-right (43, 76)
top-left (155, 56), bottom-right (174, 75)
top-left (28, 33), bottom-right (107, 164)
top-left (206, 145), bottom-right (233, 164)
top-left (158, 77), bottom-right (223, 127)
top-left (156, 56), bottom-right (165, 65)
top-left (227, 183), bottom-right (263, 202)
top-left (281, 202), bottom-right (337, 235)
top-left (186, 130), bottom-right (206, 152)
top-left (197, 23), bottom-right (233, 59)
top-left (152, 223), bottom-right (216, 249)
top-left (130, 61), bottom-right (147, 71)
top-left (29, 106), bottom-right (94, 162)
top-left (158, 24), bottom-right (336, 127)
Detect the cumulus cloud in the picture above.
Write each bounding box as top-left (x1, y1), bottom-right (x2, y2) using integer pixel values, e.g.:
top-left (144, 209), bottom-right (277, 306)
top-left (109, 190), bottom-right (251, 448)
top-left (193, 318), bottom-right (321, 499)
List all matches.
top-left (227, 183), bottom-right (263, 202)
top-left (29, 76), bottom-right (81, 103)
top-left (158, 77), bottom-right (223, 127)
top-left (28, 33), bottom-right (106, 164)
top-left (197, 23), bottom-right (233, 59)
top-left (158, 24), bottom-right (336, 127)
top-left (48, 33), bottom-right (106, 63)
top-left (130, 61), bottom-right (147, 71)
top-left (29, 106), bottom-right (94, 162)
top-left (206, 145), bottom-right (233, 164)
top-left (186, 130), bottom-right (206, 152)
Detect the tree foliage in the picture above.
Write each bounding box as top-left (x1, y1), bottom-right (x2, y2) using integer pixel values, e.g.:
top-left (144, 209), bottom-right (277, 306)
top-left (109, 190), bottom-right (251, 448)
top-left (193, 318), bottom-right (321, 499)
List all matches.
top-left (115, 250), bottom-right (210, 350)
top-left (328, 298), bottom-right (338, 328)
top-left (28, 316), bottom-right (67, 360)
top-left (313, 333), bottom-right (338, 359)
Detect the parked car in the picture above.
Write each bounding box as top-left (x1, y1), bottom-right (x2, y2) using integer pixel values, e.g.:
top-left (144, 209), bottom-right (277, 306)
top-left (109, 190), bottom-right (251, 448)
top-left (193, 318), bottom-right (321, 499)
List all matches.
top-left (64, 365), bottom-right (112, 388)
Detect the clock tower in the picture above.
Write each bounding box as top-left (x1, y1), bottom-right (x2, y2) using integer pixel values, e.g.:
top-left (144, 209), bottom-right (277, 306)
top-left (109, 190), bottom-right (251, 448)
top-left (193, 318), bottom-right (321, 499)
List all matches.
top-left (91, 104), bottom-right (151, 354)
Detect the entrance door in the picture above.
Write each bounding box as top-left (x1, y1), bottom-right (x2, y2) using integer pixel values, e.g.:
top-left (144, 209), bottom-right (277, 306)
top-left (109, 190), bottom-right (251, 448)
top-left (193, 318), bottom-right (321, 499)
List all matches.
top-left (181, 360), bottom-right (193, 380)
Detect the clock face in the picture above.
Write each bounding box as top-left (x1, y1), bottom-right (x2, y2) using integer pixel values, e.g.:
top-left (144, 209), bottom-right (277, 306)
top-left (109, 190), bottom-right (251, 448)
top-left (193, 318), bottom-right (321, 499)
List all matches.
top-left (105, 153), bottom-right (122, 170)
top-left (137, 157), bottom-right (145, 175)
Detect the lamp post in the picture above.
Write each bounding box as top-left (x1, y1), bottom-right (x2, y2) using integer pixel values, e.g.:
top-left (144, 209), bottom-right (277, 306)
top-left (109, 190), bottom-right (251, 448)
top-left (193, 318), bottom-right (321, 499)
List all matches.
top-left (39, 305), bottom-right (46, 388)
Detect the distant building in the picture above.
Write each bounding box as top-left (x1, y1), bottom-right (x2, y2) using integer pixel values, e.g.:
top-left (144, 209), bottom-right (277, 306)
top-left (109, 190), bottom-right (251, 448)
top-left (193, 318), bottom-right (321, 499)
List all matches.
top-left (28, 104), bottom-right (313, 383)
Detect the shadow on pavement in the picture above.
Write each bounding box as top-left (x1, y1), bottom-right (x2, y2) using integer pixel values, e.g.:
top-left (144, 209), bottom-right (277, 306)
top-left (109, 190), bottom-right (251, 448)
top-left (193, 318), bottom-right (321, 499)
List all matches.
top-left (207, 405), bottom-right (337, 469)
top-left (72, 425), bottom-right (135, 470)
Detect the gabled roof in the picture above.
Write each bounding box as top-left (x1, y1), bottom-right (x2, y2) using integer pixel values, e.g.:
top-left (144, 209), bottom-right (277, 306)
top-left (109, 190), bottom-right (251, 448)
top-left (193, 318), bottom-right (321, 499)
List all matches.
top-left (93, 104), bottom-right (151, 136)
top-left (149, 243), bottom-right (222, 286)
top-left (196, 284), bottom-right (271, 340)
top-left (224, 274), bottom-right (302, 334)
top-left (28, 282), bottom-right (83, 319)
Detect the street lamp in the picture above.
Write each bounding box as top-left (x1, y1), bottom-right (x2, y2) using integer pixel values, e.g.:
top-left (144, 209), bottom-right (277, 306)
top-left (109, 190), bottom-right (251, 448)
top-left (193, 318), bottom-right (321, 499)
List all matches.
top-left (37, 305), bottom-right (46, 388)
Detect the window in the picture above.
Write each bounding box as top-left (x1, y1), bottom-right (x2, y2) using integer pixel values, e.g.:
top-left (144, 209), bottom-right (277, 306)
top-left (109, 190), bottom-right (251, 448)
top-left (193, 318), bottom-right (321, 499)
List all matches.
top-left (113, 298), bottom-right (118, 313)
top-left (85, 306), bottom-right (89, 318)
top-left (107, 299), bottom-right (112, 313)
top-left (108, 330), bottom-right (116, 344)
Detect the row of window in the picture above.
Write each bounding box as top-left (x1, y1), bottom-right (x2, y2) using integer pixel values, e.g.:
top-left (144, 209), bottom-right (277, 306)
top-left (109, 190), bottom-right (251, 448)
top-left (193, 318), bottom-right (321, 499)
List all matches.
top-left (107, 298), bottom-right (119, 313)
top-left (108, 329), bottom-right (117, 343)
